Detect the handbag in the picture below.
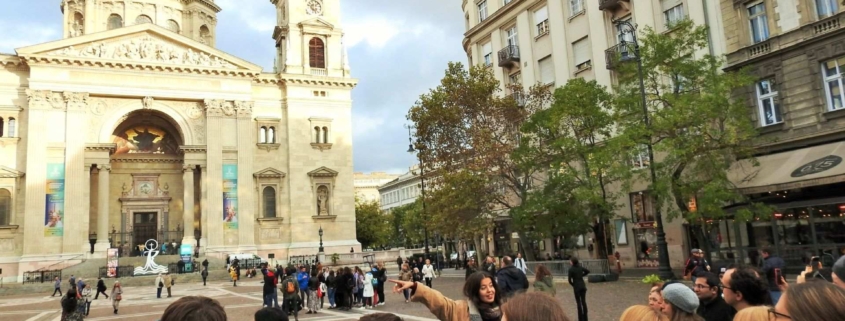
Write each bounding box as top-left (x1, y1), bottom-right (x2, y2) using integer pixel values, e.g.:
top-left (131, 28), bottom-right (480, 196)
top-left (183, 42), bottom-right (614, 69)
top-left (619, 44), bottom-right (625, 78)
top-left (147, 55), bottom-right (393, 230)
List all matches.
top-left (115, 293), bottom-right (122, 301)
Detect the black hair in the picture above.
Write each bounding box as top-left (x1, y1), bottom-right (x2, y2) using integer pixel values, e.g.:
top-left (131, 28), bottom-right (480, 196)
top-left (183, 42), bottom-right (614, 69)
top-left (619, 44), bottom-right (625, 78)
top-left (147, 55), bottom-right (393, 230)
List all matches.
top-left (701, 272), bottom-right (720, 288)
top-left (728, 266), bottom-right (772, 306)
top-left (62, 289), bottom-right (78, 313)
top-left (254, 307), bottom-right (289, 321)
top-left (570, 257), bottom-right (579, 266)
top-left (463, 272), bottom-right (502, 308)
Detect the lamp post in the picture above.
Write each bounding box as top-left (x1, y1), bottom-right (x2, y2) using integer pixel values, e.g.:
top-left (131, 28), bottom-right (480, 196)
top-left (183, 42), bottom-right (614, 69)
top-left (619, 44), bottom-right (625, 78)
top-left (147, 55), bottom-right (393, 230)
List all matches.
top-left (407, 125), bottom-right (430, 258)
top-left (318, 225), bottom-right (324, 253)
top-left (616, 20), bottom-right (674, 280)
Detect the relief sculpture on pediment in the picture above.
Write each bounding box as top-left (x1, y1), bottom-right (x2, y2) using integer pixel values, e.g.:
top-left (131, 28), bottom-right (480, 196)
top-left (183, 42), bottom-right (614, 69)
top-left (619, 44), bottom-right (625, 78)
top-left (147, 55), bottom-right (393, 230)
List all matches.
top-left (50, 36), bottom-right (236, 69)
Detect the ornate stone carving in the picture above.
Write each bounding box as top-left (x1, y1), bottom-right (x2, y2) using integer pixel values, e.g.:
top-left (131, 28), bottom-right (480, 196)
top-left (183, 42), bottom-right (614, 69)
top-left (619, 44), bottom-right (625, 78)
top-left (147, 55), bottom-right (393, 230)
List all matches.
top-left (221, 101), bottom-right (236, 117)
top-left (64, 92), bottom-right (89, 111)
top-left (90, 99), bottom-right (106, 115)
top-left (49, 36), bottom-right (236, 69)
top-left (25, 89), bottom-right (51, 110)
top-left (317, 185), bottom-right (329, 215)
top-left (97, 164), bottom-right (111, 171)
top-left (142, 96), bottom-right (154, 109)
top-left (260, 228), bottom-right (281, 239)
top-left (235, 101), bottom-right (253, 117)
top-left (49, 92), bottom-right (65, 110)
top-left (204, 99), bottom-right (225, 117)
top-left (187, 104), bottom-right (203, 119)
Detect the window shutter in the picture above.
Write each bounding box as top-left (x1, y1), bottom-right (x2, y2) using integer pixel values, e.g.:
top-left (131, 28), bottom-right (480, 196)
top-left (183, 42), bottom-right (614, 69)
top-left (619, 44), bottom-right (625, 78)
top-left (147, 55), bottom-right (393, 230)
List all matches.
top-left (573, 38), bottom-right (590, 65)
top-left (538, 56), bottom-right (554, 85)
top-left (534, 6), bottom-right (548, 23)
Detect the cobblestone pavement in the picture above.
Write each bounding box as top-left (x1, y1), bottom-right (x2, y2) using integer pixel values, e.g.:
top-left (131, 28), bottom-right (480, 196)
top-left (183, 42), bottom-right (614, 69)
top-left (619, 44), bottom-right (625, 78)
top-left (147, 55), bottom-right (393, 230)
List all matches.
top-left (0, 274), bottom-right (651, 321)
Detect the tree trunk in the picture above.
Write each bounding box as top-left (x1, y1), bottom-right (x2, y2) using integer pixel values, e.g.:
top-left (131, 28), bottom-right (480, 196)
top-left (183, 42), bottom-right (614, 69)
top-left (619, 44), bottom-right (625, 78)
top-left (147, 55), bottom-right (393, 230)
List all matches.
top-left (592, 219), bottom-right (612, 259)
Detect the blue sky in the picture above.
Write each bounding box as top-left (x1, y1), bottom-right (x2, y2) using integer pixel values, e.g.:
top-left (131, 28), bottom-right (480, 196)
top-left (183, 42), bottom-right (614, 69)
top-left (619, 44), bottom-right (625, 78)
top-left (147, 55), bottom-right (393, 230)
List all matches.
top-left (0, 0), bottom-right (466, 175)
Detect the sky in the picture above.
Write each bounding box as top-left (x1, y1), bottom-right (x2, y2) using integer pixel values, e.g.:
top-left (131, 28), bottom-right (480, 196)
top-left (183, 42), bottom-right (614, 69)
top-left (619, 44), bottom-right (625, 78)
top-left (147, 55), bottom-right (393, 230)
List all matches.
top-left (0, 0), bottom-right (467, 175)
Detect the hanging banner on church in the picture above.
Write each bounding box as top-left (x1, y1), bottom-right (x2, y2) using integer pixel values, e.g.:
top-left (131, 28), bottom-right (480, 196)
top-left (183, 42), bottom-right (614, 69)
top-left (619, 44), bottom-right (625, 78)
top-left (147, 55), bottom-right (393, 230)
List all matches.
top-left (223, 164), bottom-right (239, 230)
top-left (106, 248), bottom-right (119, 278)
top-left (45, 163), bottom-right (65, 237)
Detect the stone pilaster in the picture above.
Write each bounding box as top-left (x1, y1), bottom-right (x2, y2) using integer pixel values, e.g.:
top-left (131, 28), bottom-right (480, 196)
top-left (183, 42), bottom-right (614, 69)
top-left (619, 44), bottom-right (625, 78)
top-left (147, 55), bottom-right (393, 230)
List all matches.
top-left (22, 90), bottom-right (55, 256)
top-left (94, 164), bottom-right (110, 254)
top-left (236, 101), bottom-right (256, 251)
top-left (204, 99), bottom-right (224, 250)
top-left (199, 165), bottom-right (208, 249)
top-left (182, 164), bottom-right (196, 246)
top-left (63, 92), bottom-right (89, 255)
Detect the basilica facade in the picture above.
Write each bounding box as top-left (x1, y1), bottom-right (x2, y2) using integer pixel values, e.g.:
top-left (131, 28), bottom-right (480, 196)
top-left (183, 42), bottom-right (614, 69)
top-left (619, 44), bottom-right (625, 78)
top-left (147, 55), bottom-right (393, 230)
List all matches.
top-left (0, 0), bottom-right (359, 282)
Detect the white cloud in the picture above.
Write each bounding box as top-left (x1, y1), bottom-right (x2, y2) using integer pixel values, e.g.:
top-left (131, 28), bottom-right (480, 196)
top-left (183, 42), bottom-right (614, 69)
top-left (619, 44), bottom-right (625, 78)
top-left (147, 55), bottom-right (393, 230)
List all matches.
top-left (352, 114), bottom-right (386, 137)
top-left (0, 21), bottom-right (59, 53)
top-left (216, 0), bottom-right (276, 33)
top-left (343, 17), bottom-right (403, 49)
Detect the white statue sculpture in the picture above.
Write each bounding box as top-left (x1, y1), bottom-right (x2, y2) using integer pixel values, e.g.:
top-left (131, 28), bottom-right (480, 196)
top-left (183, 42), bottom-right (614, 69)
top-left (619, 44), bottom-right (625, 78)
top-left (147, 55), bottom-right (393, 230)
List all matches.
top-left (317, 186), bottom-right (329, 215)
top-left (133, 239), bottom-right (169, 275)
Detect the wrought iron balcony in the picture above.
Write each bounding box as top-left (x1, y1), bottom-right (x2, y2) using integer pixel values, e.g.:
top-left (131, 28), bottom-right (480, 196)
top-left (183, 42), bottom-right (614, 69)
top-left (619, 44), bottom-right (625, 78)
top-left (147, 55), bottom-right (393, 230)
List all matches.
top-left (604, 42), bottom-right (637, 70)
top-left (498, 45), bottom-right (520, 67)
top-left (599, 0), bottom-right (630, 11)
top-left (511, 92), bottom-right (525, 107)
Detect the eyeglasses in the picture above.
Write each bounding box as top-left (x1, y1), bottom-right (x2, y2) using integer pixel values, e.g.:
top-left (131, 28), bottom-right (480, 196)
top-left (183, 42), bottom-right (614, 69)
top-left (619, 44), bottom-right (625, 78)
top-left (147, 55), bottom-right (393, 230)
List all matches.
top-left (692, 284), bottom-right (712, 290)
top-left (768, 307), bottom-right (792, 320)
top-left (718, 283), bottom-right (732, 290)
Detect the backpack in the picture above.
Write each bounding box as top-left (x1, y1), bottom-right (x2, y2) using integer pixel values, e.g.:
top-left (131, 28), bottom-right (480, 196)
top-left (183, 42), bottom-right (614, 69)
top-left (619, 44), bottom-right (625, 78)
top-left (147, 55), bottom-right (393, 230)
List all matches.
top-left (267, 271), bottom-right (278, 285)
top-left (370, 274), bottom-right (378, 286)
top-left (284, 279), bottom-right (296, 294)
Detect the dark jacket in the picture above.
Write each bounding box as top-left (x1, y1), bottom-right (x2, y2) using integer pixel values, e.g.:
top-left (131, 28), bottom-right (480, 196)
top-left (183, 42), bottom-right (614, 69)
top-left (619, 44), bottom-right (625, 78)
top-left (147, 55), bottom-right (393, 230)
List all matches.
top-left (465, 266), bottom-right (477, 280)
top-left (568, 264), bottom-right (590, 291)
top-left (308, 277), bottom-right (319, 291)
top-left (496, 265), bottom-right (529, 297)
top-left (684, 257), bottom-right (709, 277)
top-left (697, 296), bottom-right (736, 321)
top-left (326, 274), bottom-right (336, 288)
top-left (262, 269), bottom-right (276, 295)
top-left (483, 262), bottom-right (496, 275)
top-left (762, 255), bottom-right (786, 291)
top-left (809, 268), bottom-right (834, 283)
top-left (97, 280), bottom-right (106, 292)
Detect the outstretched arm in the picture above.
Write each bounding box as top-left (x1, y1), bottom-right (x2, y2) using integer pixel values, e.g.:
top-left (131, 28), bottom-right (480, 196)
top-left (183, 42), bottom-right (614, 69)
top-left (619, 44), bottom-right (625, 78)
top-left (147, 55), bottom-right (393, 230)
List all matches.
top-left (390, 279), bottom-right (460, 320)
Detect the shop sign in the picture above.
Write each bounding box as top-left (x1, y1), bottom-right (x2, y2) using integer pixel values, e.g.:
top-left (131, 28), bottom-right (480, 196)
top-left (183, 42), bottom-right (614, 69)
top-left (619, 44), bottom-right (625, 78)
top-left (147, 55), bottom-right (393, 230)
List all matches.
top-left (635, 221), bottom-right (656, 229)
top-left (791, 155), bottom-right (842, 178)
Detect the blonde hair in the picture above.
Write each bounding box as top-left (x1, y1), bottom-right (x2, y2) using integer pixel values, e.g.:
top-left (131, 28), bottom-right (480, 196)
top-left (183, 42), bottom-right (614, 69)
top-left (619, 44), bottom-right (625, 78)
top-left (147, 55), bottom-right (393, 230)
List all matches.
top-left (732, 306), bottom-right (769, 321)
top-left (620, 305), bottom-right (669, 321)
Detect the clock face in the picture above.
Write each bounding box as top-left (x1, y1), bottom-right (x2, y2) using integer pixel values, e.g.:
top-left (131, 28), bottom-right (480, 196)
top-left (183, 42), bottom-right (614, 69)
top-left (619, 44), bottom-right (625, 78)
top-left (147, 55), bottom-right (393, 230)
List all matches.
top-left (306, 0), bottom-right (322, 15)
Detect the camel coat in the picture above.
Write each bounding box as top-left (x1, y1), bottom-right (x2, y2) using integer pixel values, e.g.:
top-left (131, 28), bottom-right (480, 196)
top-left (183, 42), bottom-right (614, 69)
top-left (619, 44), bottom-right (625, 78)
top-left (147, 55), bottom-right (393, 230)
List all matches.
top-left (411, 282), bottom-right (479, 321)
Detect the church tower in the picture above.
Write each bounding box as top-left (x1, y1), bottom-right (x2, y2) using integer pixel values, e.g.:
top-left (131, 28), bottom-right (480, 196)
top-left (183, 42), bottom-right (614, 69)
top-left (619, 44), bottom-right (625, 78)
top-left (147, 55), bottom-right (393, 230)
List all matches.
top-left (271, 0), bottom-right (350, 77)
top-left (60, 0), bottom-right (221, 46)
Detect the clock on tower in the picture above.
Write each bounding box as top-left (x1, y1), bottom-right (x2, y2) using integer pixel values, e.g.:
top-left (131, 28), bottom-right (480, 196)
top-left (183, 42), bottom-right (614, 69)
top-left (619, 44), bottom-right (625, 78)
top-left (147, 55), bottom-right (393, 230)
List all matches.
top-left (306, 0), bottom-right (322, 15)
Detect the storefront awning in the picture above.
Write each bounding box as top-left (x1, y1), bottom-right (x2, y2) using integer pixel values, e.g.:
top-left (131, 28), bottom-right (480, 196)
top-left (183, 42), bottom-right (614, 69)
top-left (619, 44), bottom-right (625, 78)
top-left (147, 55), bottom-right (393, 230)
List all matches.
top-left (729, 141), bottom-right (845, 194)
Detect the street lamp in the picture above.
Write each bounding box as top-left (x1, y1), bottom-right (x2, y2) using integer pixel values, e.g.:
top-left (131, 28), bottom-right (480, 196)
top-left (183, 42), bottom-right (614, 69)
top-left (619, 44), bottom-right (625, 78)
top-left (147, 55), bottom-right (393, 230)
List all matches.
top-left (406, 125), bottom-right (430, 258)
top-left (616, 20), bottom-right (674, 280)
top-left (318, 225), bottom-right (324, 253)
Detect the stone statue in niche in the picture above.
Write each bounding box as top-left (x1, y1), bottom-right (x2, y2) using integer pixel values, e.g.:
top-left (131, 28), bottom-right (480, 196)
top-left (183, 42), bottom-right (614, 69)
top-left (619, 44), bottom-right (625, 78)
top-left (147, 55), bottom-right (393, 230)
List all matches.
top-left (317, 185), bottom-right (329, 215)
top-left (122, 183), bottom-right (130, 196)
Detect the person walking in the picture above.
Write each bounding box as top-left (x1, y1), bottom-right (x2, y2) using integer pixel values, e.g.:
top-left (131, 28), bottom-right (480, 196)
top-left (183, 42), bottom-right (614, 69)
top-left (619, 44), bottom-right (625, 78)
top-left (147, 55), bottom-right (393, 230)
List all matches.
top-left (52, 276), bottom-right (62, 297)
top-left (69, 275), bottom-right (76, 291)
top-left (761, 248), bottom-right (786, 305)
top-left (281, 267), bottom-right (301, 321)
top-left (533, 264), bottom-right (556, 297)
top-left (230, 266), bottom-right (239, 287)
top-left (496, 256), bottom-right (529, 298)
top-left (399, 263), bottom-right (413, 303)
top-left (297, 266), bottom-right (310, 309)
top-left (111, 281), bottom-right (122, 314)
top-left (422, 259), bottom-right (436, 288)
top-left (396, 256), bottom-right (403, 271)
top-left (201, 267), bottom-right (209, 286)
top-left (77, 284), bottom-right (89, 316)
top-left (164, 272), bottom-right (173, 298)
top-left (95, 277), bottom-right (109, 299)
top-left (81, 284), bottom-right (93, 316)
top-left (514, 253), bottom-right (527, 274)
top-left (568, 257), bottom-right (590, 321)
top-left (202, 258), bottom-right (209, 271)
top-left (155, 273), bottom-right (165, 299)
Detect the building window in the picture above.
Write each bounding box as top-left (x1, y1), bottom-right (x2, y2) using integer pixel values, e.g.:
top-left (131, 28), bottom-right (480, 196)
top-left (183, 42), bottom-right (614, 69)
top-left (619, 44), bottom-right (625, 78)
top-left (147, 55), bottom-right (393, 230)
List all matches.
top-left (309, 37), bottom-right (326, 69)
top-left (534, 6), bottom-right (549, 36)
top-left (199, 25), bottom-right (211, 44)
top-left (631, 144), bottom-right (650, 170)
top-left (7, 118), bottom-right (13, 137)
top-left (505, 26), bottom-right (518, 47)
top-left (503, 0), bottom-right (512, 5)
top-left (630, 192), bottom-right (655, 223)
top-left (166, 19), bottom-right (180, 33)
top-left (570, 0), bottom-right (584, 16)
top-left (314, 126), bottom-right (321, 143)
top-left (135, 14), bottom-right (153, 25)
top-left (482, 42), bottom-right (493, 67)
top-left (573, 37), bottom-right (591, 71)
top-left (748, 3), bottom-right (769, 44)
top-left (259, 127), bottom-right (267, 143)
top-left (823, 57), bottom-right (845, 111)
top-left (268, 127), bottom-right (275, 143)
top-left (107, 14), bottom-right (123, 30)
top-left (0, 188), bottom-right (10, 226)
top-left (0, 117), bottom-right (3, 137)
top-left (616, 18), bottom-right (635, 59)
top-left (322, 126), bottom-right (329, 144)
top-left (262, 186), bottom-right (277, 218)
top-left (663, 4), bottom-right (685, 28)
top-left (509, 72), bottom-right (521, 86)
top-left (817, 0), bottom-right (839, 19)
top-left (538, 56), bottom-right (555, 86)
top-left (478, 1), bottom-right (488, 22)
top-left (756, 79), bottom-right (782, 126)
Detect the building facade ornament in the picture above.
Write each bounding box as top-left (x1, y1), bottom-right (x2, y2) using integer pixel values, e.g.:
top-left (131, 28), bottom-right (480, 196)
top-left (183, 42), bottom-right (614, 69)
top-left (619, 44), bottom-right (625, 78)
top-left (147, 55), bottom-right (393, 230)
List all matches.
top-left (64, 92), bottom-right (89, 111)
top-left (49, 36), bottom-right (236, 69)
top-left (203, 99), bottom-right (225, 117)
top-left (221, 101), bottom-right (236, 117)
top-left (96, 164), bottom-right (111, 172)
top-left (25, 89), bottom-right (51, 110)
top-left (142, 96), bottom-right (154, 109)
top-left (235, 101), bottom-right (253, 118)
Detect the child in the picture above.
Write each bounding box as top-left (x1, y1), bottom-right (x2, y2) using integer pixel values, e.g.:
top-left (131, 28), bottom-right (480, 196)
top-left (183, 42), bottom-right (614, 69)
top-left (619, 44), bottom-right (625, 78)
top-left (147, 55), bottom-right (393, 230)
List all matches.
top-left (362, 269), bottom-right (375, 309)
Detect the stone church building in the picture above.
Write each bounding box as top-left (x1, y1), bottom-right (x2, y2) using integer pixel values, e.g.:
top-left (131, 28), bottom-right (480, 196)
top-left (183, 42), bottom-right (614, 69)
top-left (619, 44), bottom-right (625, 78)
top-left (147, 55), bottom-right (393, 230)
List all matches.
top-left (0, 0), bottom-right (359, 282)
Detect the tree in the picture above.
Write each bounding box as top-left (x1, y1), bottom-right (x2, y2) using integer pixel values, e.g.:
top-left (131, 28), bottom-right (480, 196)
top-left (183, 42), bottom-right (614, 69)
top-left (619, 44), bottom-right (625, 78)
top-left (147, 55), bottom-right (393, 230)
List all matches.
top-left (392, 200), bottom-right (425, 248)
top-left (425, 170), bottom-right (495, 261)
top-left (515, 78), bottom-right (629, 258)
top-left (407, 62), bottom-right (551, 260)
top-left (355, 199), bottom-right (391, 249)
top-left (612, 19), bottom-right (766, 259)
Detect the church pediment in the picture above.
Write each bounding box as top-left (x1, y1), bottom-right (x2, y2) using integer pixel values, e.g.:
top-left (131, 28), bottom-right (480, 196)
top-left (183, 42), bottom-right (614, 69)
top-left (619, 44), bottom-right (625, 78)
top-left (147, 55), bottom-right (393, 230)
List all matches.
top-left (0, 166), bottom-right (24, 178)
top-left (15, 23), bottom-right (262, 74)
top-left (254, 167), bottom-right (287, 178)
top-left (307, 166), bottom-right (338, 178)
top-left (298, 17), bottom-right (335, 31)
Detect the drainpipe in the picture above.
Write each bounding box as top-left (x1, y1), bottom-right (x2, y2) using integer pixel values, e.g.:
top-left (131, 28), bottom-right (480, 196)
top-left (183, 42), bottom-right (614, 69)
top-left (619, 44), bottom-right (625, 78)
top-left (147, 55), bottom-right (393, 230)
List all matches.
top-left (702, 0), bottom-right (716, 56)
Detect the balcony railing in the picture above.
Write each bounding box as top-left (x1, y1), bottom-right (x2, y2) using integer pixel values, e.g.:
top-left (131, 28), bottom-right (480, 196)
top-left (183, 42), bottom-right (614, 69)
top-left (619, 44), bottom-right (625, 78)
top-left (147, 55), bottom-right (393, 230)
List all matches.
top-left (311, 68), bottom-right (327, 76)
top-left (511, 92), bottom-right (525, 107)
top-left (599, 0), bottom-right (629, 11)
top-left (604, 42), bottom-right (637, 70)
top-left (498, 45), bottom-right (520, 67)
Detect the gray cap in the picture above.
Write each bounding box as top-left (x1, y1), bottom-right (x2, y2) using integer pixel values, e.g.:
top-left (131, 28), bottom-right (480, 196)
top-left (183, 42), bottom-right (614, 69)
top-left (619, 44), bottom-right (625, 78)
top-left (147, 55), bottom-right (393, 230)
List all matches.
top-left (834, 255), bottom-right (845, 282)
top-left (662, 283), bottom-right (700, 314)
top-left (691, 249), bottom-right (702, 254)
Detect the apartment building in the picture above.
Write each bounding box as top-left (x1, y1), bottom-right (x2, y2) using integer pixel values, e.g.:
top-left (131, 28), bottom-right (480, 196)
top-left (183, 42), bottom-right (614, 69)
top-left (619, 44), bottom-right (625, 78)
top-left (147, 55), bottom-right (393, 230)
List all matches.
top-left (354, 172), bottom-right (400, 204)
top-left (718, 0), bottom-right (845, 268)
top-left (378, 166), bottom-right (423, 213)
top-left (460, 0), bottom-right (726, 268)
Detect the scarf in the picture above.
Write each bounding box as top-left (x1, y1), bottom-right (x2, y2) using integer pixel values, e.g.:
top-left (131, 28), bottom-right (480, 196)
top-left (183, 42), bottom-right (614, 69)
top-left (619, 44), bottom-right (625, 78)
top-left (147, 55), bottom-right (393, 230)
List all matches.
top-left (468, 300), bottom-right (502, 321)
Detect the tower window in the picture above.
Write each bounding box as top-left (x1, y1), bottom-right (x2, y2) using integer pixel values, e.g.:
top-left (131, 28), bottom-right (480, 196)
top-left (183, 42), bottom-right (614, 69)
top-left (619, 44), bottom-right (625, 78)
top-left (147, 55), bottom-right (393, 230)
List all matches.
top-left (259, 127), bottom-right (267, 143)
top-left (107, 14), bottom-right (123, 30)
top-left (166, 19), bottom-right (180, 33)
top-left (136, 15), bottom-right (153, 25)
top-left (199, 25), bottom-right (211, 44)
top-left (262, 186), bottom-right (277, 218)
top-left (309, 37), bottom-right (326, 69)
top-left (7, 118), bottom-right (14, 137)
top-left (268, 127), bottom-right (275, 143)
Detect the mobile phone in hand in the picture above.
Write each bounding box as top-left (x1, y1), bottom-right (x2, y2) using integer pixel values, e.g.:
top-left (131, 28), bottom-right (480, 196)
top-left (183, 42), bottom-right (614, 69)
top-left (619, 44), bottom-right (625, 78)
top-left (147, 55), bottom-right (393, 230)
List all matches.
top-left (774, 268), bottom-right (783, 284)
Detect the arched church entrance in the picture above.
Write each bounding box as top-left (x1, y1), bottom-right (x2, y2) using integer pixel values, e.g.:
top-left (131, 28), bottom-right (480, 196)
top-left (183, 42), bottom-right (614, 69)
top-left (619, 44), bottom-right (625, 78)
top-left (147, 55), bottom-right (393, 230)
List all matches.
top-left (106, 109), bottom-right (192, 257)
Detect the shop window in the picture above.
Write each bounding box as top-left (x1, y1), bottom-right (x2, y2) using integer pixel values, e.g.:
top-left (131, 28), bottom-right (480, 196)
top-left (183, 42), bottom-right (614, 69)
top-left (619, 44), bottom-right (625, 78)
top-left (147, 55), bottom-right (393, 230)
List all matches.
top-left (262, 186), bottom-right (277, 218)
top-left (630, 192), bottom-right (655, 223)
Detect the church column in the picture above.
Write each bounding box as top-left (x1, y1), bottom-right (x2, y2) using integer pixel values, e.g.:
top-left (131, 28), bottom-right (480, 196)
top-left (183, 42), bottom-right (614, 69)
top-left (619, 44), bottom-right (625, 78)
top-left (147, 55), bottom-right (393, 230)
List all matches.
top-left (95, 164), bottom-right (111, 253)
top-left (236, 101), bottom-right (256, 250)
top-left (182, 164), bottom-right (196, 246)
top-left (199, 165), bottom-right (208, 249)
top-left (63, 92), bottom-right (89, 255)
top-left (22, 90), bottom-right (51, 257)
top-left (204, 100), bottom-right (224, 250)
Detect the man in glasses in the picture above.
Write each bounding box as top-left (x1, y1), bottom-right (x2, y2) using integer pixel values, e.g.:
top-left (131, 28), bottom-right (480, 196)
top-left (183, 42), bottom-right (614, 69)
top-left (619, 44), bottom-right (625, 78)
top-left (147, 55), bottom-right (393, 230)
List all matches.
top-left (720, 265), bottom-right (771, 312)
top-left (693, 272), bottom-right (735, 321)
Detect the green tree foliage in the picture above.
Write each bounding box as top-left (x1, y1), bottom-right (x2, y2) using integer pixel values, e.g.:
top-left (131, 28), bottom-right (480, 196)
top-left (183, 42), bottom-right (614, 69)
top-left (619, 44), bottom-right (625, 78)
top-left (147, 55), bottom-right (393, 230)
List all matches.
top-left (355, 199), bottom-right (391, 249)
top-left (425, 171), bottom-right (494, 248)
top-left (612, 20), bottom-right (767, 257)
top-left (515, 78), bottom-right (628, 257)
top-left (407, 62), bottom-right (551, 260)
top-left (391, 200), bottom-right (425, 248)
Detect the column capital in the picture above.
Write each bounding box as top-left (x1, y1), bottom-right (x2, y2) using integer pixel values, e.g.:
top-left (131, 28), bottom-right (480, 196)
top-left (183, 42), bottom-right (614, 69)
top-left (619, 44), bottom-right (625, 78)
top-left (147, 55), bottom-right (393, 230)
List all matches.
top-left (96, 164), bottom-right (111, 171)
top-left (64, 91), bottom-right (90, 112)
top-left (183, 164), bottom-right (195, 172)
top-left (204, 99), bottom-right (225, 117)
top-left (235, 101), bottom-right (254, 118)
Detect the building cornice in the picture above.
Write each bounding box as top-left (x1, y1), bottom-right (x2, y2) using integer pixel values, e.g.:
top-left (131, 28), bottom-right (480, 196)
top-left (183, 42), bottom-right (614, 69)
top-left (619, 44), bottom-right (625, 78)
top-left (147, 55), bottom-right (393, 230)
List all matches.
top-left (19, 55), bottom-right (261, 79)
